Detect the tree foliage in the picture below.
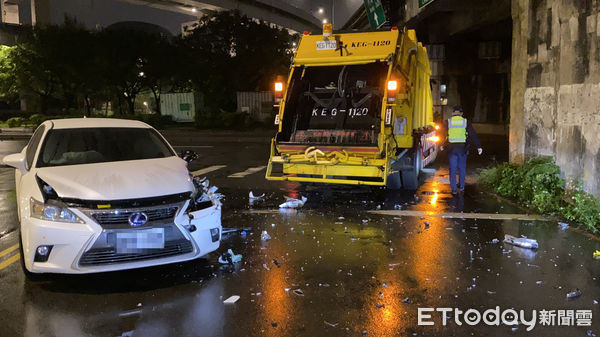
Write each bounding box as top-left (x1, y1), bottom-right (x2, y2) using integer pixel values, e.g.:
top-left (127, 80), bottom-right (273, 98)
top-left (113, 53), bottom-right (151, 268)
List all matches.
top-left (0, 10), bottom-right (295, 115)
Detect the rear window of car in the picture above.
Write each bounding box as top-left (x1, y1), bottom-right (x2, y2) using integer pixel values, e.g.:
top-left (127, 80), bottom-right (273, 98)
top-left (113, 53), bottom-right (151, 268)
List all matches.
top-left (37, 127), bottom-right (175, 167)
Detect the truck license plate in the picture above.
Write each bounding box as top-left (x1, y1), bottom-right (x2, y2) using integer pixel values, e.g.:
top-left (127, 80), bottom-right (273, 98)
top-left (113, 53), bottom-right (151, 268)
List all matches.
top-left (316, 40), bottom-right (337, 50)
top-left (116, 228), bottom-right (165, 253)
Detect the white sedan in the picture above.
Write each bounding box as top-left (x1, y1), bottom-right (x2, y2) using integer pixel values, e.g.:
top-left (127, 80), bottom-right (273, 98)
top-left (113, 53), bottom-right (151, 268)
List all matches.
top-left (2, 118), bottom-right (222, 278)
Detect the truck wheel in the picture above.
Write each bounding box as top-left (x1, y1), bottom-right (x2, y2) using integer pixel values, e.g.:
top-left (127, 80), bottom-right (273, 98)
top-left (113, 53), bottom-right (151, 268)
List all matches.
top-left (386, 171), bottom-right (402, 190)
top-left (19, 232), bottom-right (45, 282)
top-left (401, 149), bottom-right (421, 190)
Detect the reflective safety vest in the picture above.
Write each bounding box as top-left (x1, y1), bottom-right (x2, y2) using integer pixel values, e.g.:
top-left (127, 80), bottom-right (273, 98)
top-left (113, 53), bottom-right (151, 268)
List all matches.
top-left (447, 116), bottom-right (467, 143)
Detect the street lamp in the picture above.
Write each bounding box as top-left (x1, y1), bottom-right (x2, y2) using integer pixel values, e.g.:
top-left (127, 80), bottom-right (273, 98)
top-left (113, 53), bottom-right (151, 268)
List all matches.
top-left (322, 18), bottom-right (328, 24)
top-left (318, 8), bottom-right (324, 14)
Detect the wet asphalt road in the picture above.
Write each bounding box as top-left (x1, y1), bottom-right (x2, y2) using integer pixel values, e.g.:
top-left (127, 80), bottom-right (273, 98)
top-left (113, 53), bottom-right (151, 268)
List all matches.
top-left (1, 130), bottom-right (600, 337)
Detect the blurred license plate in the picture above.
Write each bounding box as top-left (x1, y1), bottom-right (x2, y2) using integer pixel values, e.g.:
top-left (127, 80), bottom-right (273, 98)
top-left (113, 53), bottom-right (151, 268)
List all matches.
top-left (116, 228), bottom-right (164, 253)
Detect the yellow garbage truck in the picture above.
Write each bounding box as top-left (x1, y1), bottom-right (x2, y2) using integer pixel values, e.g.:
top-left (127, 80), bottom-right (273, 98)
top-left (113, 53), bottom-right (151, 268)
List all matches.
top-left (266, 26), bottom-right (438, 189)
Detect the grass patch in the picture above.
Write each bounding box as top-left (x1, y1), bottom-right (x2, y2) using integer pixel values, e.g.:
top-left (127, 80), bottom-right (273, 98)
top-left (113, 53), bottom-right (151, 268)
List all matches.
top-left (480, 157), bottom-right (600, 233)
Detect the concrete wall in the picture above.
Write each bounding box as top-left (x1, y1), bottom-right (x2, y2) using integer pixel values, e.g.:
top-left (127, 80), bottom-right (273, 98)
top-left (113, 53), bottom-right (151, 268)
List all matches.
top-left (511, 0), bottom-right (600, 196)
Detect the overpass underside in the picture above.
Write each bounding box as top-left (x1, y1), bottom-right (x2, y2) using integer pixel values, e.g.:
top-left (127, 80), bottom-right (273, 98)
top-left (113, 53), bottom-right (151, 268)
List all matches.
top-left (120, 0), bottom-right (321, 33)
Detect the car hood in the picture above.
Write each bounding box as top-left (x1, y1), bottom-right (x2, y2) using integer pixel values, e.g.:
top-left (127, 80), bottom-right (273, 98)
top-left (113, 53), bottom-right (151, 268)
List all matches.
top-left (36, 157), bottom-right (194, 201)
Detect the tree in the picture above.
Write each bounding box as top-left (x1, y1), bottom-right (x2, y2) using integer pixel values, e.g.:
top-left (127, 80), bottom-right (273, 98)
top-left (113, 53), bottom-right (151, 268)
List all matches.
top-left (0, 45), bottom-right (18, 103)
top-left (180, 10), bottom-right (295, 111)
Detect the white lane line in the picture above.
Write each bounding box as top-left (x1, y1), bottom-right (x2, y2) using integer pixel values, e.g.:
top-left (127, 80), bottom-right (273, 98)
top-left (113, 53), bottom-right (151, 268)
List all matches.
top-left (172, 145), bottom-right (214, 148)
top-left (191, 165), bottom-right (227, 176)
top-left (228, 166), bottom-right (267, 178)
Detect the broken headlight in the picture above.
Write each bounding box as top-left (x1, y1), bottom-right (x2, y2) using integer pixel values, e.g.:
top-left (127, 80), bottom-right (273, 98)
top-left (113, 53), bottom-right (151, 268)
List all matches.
top-left (30, 198), bottom-right (85, 223)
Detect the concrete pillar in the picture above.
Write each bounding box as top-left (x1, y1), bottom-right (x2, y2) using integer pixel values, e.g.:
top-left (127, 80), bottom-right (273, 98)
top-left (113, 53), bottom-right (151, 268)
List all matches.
top-left (508, 0), bottom-right (528, 164)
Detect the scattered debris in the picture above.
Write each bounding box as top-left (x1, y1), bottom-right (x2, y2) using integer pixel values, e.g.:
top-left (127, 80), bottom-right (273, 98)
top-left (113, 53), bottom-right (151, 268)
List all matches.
top-left (535, 280), bottom-right (543, 285)
top-left (272, 259), bottom-right (281, 268)
top-left (375, 304), bottom-right (385, 308)
top-left (249, 191), bottom-right (265, 204)
top-left (271, 322), bottom-right (278, 328)
top-left (587, 330), bottom-right (596, 337)
top-left (402, 297), bottom-right (413, 304)
top-left (223, 295), bottom-right (240, 304)
top-left (503, 234), bottom-right (538, 250)
top-left (424, 222), bottom-right (430, 229)
top-left (594, 250), bottom-right (600, 260)
top-left (324, 321), bottom-right (339, 327)
top-left (558, 222), bottom-right (569, 231)
top-left (263, 263), bottom-right (271, 271)
top-left (293, 289), bottom-right (304, 296)
top-left (218, 249), bottom-right (242, 264)
top-left (491, 238), bottom-right (499, 244)
top-left (566, 289), bottom-right (582, 300)
top-left (279, 196), bottom-right (307, 208)
top-left (261, 230), bottom-right (271, 241)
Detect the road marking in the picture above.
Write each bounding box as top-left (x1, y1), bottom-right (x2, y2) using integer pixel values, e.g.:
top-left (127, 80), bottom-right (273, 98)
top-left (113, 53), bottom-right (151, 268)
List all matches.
top-left (228, 166), bottom-right (267, 178)
top-left (368, 210), bottom-right (550, 221)
top-left (172, 145), bottom-right (214, 148)
top-left (0, 244), bottom-right (18, 259)
top-left (191, 165), bottom-right (226, 176)
top-left (0, 253), bottom-right (19, 271)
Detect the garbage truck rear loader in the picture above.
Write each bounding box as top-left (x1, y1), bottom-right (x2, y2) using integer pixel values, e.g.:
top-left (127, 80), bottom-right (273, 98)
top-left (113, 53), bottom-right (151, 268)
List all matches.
top-left (266, 27), bottom-right (438, 189)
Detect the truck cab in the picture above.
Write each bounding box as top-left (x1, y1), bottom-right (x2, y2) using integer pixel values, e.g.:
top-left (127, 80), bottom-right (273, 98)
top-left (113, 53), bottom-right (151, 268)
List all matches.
top-left (266, 26), bottom-right (438, 189)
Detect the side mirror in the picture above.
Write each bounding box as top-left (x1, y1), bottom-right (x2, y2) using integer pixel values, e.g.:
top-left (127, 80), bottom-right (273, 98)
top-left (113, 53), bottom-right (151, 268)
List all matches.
top-left (2, 153), bottom-right (28, 173)
top-left (180, 150), bottom-right (198, 164)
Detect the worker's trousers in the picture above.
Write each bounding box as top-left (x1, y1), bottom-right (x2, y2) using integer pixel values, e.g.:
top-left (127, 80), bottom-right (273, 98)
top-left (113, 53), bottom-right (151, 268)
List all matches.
top-left (448, 145), bottom-right (467, 192)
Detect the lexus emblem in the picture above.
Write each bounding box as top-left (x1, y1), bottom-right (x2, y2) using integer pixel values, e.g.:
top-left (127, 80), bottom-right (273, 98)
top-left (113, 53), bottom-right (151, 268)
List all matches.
top-left (128, 212), bottom-right (148, 227)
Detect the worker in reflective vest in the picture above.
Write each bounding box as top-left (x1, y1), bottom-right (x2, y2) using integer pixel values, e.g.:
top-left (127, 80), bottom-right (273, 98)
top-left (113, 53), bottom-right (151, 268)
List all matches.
top-left (441, 106), bottom-right (483, 195)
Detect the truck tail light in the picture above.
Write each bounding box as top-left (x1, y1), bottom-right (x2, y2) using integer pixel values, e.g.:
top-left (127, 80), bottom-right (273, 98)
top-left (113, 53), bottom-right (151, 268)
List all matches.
top-left (274, 81), bottom-right (284, 101)
top-left (387, 80), bottom-right (398, 103)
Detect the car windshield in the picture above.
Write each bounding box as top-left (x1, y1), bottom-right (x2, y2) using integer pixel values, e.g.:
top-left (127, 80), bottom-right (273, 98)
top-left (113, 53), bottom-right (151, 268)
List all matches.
top-left (37, 127), bottom-right (175, 167)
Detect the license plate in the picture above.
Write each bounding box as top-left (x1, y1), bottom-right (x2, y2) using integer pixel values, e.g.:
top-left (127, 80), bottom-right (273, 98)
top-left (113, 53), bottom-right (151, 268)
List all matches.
top-left (316, 40), bottom-right (337, 50)
top-left (116, 228), bottom-right (164, 253)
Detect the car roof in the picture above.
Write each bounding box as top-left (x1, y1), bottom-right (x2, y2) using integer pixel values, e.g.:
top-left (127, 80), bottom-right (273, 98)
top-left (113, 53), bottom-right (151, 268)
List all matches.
top-left (47, 118), bottom-right (151, 130)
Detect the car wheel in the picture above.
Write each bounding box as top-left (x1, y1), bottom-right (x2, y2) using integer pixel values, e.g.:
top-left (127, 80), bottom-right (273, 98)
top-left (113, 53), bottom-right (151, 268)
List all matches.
top-left (19, 232), bottom-right (45, 282)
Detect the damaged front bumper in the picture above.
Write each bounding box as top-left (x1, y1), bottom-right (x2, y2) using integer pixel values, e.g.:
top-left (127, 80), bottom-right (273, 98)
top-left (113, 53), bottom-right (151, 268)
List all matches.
top-left (21, 182), bottom-right (222, 274)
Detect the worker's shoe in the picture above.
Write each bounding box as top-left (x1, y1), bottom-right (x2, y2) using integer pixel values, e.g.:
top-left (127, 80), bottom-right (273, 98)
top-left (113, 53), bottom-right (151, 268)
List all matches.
top-left (451, 190), bottom-right (457, 195)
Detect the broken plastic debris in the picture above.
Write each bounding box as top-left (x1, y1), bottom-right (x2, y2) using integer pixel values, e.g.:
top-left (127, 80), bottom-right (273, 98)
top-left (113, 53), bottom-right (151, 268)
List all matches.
top-left (375, 304), bottom-right (385, 308)
top-left (223, 295), bottom-right (240, 304)
top-left (279, 196), bottom-right (307, 208)
top-left (293, 289), bottom-right (304, 296)
top-left (272, 259), bottom-right (281, 268)
top-left (491, 238), bottom-right (499, 244)
top-left (271, 322), bottom-right (278, 328)
top-left (402, 297), bottom-right (413, 304)
top-left (324, 321), bottom-right (339, 327)
top-left (558, 222), bottom-right (569, 230)
top-left (263, 263), bottom-right (271, 271)
top-left (218, 249), bottom-right (242, 264)
top-left (587, 330), bottom-right (596, 337)
top-left (566, 289), bottom-right (582, 300)
top-left (249, 191), bottom-right (265, 204)
top-left (261, 230), bottom-right (271, 241)
top-left (193, 177), bottom-right (223, 206)
top-left (594, 250), bottom-right (600, 260)
top-left (503, 234), bottom-right (538, 250)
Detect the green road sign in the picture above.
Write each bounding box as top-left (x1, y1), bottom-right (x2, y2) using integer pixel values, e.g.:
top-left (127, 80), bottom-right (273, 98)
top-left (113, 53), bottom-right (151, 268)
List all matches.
top-left (418, 0), bottom-right (434, 8)
top-left (364, 0), bottom-right (386, 29)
